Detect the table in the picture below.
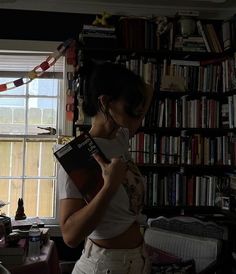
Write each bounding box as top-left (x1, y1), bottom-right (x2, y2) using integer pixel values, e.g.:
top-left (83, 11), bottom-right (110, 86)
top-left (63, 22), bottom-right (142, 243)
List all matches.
top-left (8, 240), bottom-right (61, 274)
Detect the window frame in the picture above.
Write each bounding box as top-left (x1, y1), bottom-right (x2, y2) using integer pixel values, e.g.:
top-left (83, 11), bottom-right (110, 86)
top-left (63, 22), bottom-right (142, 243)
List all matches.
top-left (0, 39), bottom-right (73, 225)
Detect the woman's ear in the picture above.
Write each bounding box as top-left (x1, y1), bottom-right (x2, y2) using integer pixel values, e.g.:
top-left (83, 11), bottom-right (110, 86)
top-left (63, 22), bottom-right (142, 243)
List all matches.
top-left (98, 95), bottom-right (110, 111)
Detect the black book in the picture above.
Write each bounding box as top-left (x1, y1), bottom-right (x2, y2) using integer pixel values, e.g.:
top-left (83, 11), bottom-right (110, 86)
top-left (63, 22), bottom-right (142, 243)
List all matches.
top-left (54, 132), bottom-right (109, 203)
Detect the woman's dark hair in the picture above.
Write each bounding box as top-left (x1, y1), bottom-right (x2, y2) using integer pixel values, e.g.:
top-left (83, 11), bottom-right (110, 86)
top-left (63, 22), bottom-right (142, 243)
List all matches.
top-left (82, 62), bottom-right (147, 117)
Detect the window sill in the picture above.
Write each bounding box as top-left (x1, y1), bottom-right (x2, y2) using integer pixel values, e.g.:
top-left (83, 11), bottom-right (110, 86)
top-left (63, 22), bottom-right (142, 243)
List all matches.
top-left (45, 224), bottom-right (62, 237)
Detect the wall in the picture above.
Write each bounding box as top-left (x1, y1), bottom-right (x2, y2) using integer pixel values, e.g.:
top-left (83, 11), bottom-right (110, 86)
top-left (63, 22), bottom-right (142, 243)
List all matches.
top-left (0, 9), bottom-right (96, 41)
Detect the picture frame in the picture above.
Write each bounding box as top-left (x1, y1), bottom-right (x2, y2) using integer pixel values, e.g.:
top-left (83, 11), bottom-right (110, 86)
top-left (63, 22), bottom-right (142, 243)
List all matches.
top-left (221, 196), bottom-right (230, 210)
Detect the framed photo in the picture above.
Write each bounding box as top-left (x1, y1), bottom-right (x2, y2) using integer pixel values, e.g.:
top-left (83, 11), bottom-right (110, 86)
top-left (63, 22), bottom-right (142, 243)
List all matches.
top-left (221, 196), bottom-right (230, 210)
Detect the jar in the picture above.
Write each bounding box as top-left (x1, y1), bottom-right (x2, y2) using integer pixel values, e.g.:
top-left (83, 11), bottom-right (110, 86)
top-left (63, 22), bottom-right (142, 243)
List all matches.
top-left (179, 16), bottom-right (196, 37)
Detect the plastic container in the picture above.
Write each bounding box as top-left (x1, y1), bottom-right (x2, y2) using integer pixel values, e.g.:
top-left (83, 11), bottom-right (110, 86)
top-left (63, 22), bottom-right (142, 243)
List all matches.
top-left (28, 222), bottom-right (41, 261)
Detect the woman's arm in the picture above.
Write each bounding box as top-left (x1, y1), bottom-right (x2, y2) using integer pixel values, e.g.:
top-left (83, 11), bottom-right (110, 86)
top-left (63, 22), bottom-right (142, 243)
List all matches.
top-left (59, 155), bottom-right (128, 248)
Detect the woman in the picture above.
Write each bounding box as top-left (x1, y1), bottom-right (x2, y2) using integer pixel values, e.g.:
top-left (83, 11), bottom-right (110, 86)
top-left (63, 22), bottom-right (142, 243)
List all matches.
top-left (58, 62), bottom-right (153, 274)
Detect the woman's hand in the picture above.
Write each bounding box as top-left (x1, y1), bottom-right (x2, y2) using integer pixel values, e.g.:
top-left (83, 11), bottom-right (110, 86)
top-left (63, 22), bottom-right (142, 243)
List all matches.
top-left (93, 154), bottom-right (128, 194)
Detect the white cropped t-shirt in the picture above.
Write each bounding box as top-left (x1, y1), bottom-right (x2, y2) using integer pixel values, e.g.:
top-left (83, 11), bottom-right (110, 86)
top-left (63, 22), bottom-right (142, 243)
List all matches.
top-left (57, 128), bottom-right (146, 240)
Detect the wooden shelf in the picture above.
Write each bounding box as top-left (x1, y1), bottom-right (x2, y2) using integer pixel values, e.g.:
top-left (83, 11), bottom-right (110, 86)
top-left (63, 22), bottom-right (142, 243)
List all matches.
top-left (81, 47), bottom-right (224, 61)
top-left (138, 163), bottom-right (236, 174)
top-left (138, 127), bottom-right (236, 135)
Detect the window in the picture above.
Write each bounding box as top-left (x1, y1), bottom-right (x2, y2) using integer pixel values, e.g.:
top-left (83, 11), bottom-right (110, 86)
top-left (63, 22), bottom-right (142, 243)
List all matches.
top-left (0, 41), bottom-right (70, 224)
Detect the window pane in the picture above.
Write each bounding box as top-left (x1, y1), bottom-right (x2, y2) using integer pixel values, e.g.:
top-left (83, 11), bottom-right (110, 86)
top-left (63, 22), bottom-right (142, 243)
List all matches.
top-left (0, 178), bottom-right (55, 218)
top-left (23, 179), bottom-right (55, 218)
top-left (0, 98), bottom-right (26, 134)
top-left (0, 78), bottom-right (26, 96)
top-left (0, 51), bottom-right (65, 223)
top-left (28, 98), bottom-right (57, 135)
top-left (23, 179), bottom-right (38, 216)
top-left (0, 142), bottom-right (11, 176)
top-left (29, 79), bottom-right (59, 96)
top-left (0, 179), bottom-right (22, 216)
top-left (41, 141), bottom-right (57, 177)
top-left (0, 138), bottom-right (23, 176)
top-left (0, 98), bottom-right (57, 135)
top-left (25, 138), bottom-right (57, 177)
top-left (0, 179), bottom-right (11, 214)
top-left (38, 179), bottom-right (55, 217)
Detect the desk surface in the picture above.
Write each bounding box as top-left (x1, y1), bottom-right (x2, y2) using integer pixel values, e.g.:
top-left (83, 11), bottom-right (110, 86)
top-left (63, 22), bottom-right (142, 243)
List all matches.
top-left (8, 240), bottom-right (61, 274)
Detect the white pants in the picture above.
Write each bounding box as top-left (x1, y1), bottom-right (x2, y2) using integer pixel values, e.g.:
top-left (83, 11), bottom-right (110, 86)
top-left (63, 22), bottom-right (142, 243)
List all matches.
top-left (72, 238), bottom-right (151, 274)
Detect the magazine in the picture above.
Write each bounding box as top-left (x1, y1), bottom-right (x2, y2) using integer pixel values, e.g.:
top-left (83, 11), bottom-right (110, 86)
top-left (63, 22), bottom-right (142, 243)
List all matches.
top-left (54, 132), bottom-right (109, 202)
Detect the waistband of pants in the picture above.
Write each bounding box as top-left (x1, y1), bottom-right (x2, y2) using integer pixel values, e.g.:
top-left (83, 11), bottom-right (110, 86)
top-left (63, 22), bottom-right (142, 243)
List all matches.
top-left (83, 238), bottom-right (146, 260)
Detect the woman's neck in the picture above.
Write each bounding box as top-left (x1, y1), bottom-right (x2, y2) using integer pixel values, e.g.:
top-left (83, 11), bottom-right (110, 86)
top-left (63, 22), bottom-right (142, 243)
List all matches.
top-left (89, 115), bottom-right (119, 139)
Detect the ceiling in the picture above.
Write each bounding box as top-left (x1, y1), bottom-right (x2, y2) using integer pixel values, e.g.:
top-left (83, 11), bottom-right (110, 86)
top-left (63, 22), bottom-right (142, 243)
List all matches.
top-left (0, 0), bottom-right (236, 18)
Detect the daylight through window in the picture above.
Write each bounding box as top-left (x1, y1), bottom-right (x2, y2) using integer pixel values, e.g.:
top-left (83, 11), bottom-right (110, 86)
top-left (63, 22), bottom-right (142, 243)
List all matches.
top-left (0, 52), bottom-right (65, 223)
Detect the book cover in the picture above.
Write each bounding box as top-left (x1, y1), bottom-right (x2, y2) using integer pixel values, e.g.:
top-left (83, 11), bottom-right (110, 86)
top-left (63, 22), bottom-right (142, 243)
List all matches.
top-left (54, 132), bottom-right (109, 203)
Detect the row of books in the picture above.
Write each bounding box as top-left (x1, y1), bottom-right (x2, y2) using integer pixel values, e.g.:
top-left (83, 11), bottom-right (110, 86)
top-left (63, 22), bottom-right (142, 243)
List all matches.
top-left (161, 57), bottom-right (236, 93)
top-left (180, 134), bottom-right (235, 166)
top-left (129, 132), bottom-right (236, 166)
top-left (79, 24), bottom-right (117, 49)
top-left (117, 17), bottom-right (159, 50)
top-left (53, 122), bottom-right (236, 211)
top-left (227, 95), bottom-right (236, 128)
top-left (116, 17), bottom-right (224, 52)
top-left (143, 173), bottom-right (231, 207)
top-left (117, 56), bottom-right (236, 94)
top-left (79, 15), bottom-right (236, 53)
top-left (221, 15), bottom-right (236, 51)
top-left (152, 97), bottom-right (220, 129)
top-left (144, 96), bottom-right (223, 129)
top-left (117, 56), bottom-right (158, 88)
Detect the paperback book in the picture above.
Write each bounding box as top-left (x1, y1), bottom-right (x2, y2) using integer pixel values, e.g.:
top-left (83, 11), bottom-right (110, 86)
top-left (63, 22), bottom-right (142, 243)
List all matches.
top-left (54, 132), bottom-right (109, 203)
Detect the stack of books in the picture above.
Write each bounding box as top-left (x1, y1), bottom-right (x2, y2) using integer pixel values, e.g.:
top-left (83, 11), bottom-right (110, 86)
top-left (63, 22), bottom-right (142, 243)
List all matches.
top-left (79, 24), bottom-right (117, 49)
top-left (0, 238), bottom-right (27, 266)
top-left (174, 35), bottom-right (207, 52)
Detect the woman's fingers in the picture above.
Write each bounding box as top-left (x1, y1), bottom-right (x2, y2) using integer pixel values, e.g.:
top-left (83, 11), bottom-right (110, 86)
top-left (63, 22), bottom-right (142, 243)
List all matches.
top-left (93, 154), bottom-right (128, 173)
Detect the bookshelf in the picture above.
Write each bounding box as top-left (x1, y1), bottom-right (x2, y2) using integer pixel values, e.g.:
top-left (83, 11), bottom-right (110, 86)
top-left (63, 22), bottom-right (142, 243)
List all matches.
top-left (71, 14), bottom-right (236, 272)
top-left (74, 15), bottom-right (236, 224)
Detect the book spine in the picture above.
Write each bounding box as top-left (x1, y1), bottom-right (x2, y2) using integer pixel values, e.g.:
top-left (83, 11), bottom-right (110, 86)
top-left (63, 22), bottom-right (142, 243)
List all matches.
top-left (196, 20), bottom-right (211, 53)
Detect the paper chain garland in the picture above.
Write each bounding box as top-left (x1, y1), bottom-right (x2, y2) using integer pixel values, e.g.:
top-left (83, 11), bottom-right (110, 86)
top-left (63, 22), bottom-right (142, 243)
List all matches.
top-left (0, 38), bottom-right (73, 92)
